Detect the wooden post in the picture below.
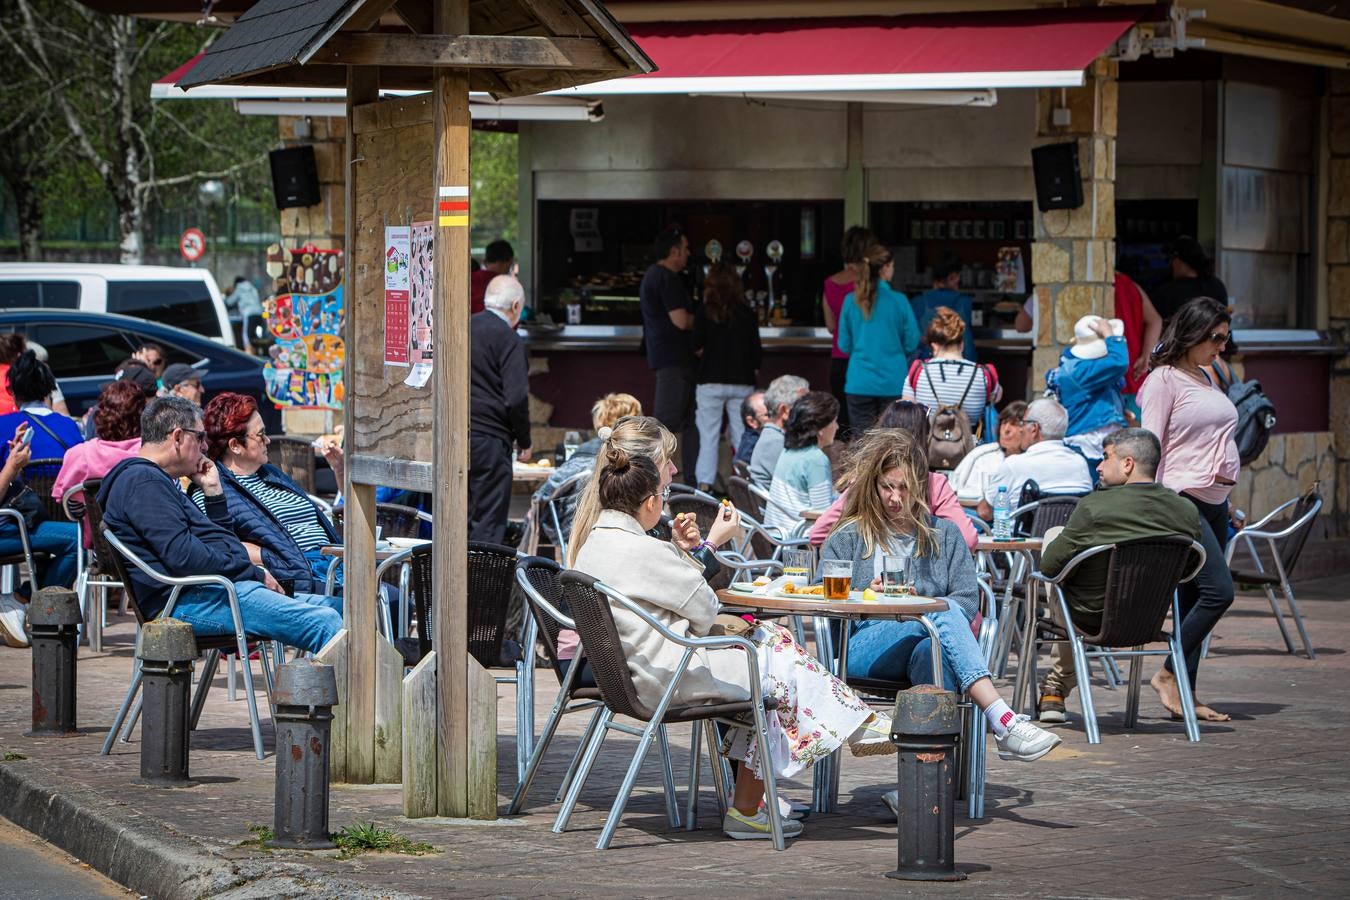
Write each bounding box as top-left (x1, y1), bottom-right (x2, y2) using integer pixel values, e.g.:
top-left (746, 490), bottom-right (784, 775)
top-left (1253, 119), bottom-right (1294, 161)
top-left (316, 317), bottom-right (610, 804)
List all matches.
top-left (373, 637), bottom-right (404, 783)
top-left (402, 652), bottom-right (438, 817)
top-left (430, 0), bottom-right (475, 818)
top-left (314, 629), bottom-right (349, 782)
top-left (341, 64), bottom-right (381, 784)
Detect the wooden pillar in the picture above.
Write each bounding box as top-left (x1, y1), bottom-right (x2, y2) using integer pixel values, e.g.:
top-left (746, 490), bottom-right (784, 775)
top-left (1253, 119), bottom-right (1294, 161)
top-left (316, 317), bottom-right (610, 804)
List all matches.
top-left (341, 64), bottom-right (380, 784)
top-left (431, 0), bottom-right (475, 818)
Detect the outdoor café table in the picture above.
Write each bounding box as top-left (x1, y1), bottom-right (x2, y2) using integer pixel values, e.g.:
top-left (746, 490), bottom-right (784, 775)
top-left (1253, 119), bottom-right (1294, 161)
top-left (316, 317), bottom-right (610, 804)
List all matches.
top-left (799, 508), bottom-right (824, 522)
top-left (715, 588), bottom-right (949, 813)
top-left (320, 541), bottom-right (430, 637)
top-left (974, 537), bottom-right (1044, 708)
top-left (512, 462), bottom-right (553, 485)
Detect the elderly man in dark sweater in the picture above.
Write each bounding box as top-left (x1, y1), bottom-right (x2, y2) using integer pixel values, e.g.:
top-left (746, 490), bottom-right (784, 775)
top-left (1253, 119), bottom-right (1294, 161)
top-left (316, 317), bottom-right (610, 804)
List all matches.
top-left (469, 274), bottom-right (531, 543)
top-left (1035, 427), bottom-right (1202, 724)
top-left (98, 396), bottom-right (342, 654)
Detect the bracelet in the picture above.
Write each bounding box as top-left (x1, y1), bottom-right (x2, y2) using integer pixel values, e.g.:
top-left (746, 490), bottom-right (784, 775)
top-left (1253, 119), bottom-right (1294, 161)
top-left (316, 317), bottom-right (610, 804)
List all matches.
top-left (696, 540), bottom-right (716, 554)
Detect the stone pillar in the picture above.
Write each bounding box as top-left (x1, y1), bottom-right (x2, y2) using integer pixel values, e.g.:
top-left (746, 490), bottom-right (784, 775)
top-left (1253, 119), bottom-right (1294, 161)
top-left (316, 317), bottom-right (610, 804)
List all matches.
top-left (1030, 58), bottom-right (1119, 390)
top-left (1328, 70), bottom-right (1350, 534)
top-left (275, 115), bottom-right (348, 436)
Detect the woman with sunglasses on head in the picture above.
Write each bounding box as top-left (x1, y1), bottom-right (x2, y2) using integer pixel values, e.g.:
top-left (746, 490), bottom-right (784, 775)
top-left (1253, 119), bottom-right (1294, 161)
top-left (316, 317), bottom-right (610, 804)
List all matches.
top-left (1138, 296), bottom-right (1239, 723)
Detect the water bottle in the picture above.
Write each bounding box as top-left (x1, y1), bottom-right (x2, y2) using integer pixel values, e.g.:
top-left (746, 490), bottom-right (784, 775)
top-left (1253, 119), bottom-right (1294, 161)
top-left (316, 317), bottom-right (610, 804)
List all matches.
top-left (992, 486), bottom-right (1012, 542)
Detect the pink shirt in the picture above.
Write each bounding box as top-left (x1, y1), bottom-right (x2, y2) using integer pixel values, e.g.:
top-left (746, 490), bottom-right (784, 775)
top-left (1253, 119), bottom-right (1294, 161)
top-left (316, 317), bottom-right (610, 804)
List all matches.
top-left (1138, 366), bottom-right (1240, 505)
top-left (823, 277), bottom-right (854, 359)
top-left (807, 472), bottom-right (978, 551)
top-left (51, 437), bottom-right (142, 546)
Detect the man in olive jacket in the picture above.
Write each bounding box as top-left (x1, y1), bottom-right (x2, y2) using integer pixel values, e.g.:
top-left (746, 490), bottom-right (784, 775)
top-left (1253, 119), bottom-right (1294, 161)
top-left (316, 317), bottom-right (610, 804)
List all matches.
top-left (1036, 427), bottom-right (1201, 723)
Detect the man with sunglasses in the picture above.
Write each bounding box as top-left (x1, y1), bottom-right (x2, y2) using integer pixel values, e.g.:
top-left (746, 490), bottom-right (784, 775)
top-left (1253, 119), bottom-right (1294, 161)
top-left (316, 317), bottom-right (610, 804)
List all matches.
top-left (97, 396), bottom-right (342, 654)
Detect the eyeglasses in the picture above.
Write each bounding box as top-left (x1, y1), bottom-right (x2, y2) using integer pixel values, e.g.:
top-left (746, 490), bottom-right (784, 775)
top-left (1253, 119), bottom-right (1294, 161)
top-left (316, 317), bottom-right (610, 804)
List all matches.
top-left (179, 427), bottom-right (207, 443)
top-left (1022, 418), bottom-right (1041, 429)
top-left (246, 429), bottom-right (269, 444)
top-left (1208, 331), bottom-right (1230, 346)
top-left (651, 486), bottom-right (672, 502)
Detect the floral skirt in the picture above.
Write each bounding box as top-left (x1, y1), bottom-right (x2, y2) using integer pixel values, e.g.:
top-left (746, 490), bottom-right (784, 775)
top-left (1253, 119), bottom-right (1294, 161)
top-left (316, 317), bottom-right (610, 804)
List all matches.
top-left (721, 623), bottom-right (874, 779)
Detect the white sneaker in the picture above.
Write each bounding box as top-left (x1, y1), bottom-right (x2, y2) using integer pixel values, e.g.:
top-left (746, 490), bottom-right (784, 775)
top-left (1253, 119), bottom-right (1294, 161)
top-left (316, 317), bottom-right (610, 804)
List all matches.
top-left (881, 789), bottom-right (900, 821)
top-left (0, 595), bottom-right (29, 648)
top-left (996, 714), bottom-right (1061, 761)
top-left (722, 806), bottom-right (805, 840)
top-left (757, 795), bottom-right (810, 821)
top-left (847, 714), bottom-right (898, 757)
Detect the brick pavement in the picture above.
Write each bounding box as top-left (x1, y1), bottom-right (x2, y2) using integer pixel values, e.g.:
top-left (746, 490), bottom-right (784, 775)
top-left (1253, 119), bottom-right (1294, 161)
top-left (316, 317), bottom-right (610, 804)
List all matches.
top-left (1, 580), bottom-right (1349, 898)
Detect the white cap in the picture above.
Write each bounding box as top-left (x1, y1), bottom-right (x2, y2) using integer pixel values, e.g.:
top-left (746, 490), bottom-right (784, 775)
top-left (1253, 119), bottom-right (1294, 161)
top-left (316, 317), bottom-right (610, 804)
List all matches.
top-left (1069, 315), bottom-right (1124, 360)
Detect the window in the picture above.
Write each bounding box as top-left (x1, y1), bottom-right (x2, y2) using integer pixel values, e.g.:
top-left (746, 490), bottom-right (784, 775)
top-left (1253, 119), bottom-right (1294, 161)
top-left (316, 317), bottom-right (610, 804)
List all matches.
top-left (0, 281), bottom-right (81, 309)
top-left (27, 324), bottom-right (135, 379)
top-left (105, 280), bottom-right (222, 338)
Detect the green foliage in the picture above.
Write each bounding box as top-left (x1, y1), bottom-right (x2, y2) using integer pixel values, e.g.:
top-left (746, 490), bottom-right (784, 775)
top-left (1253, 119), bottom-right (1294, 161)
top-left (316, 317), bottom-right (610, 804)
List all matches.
top-left (332, 821), bottom-right (438, 860)
top-left (2, 752), bottom-right (28, 761)
top-left (470, 131), bottom-right (518, 251)
top-left (238, 824), bottom-right (275, 849)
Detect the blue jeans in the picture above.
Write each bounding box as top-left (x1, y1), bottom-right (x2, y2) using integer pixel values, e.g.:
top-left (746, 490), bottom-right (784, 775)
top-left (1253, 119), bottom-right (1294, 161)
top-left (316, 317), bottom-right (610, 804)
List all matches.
top-left (0, 519), bottom-right (79, 589)
top-left (305, 548), bottom-right (342, 591)
top-left (846, 607), bottom-right (990, 693)
top-left (169, 580), bottom-right (343, 655)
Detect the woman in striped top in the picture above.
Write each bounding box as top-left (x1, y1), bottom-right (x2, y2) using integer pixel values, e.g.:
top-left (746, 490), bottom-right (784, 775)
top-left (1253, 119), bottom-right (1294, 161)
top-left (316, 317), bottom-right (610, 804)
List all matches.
top-left (194, 393), bottom-right (341, 596)
top-left (903, 307), bottom-right (1001, 430)
top-left (765, 391), bottom-right (839, 533)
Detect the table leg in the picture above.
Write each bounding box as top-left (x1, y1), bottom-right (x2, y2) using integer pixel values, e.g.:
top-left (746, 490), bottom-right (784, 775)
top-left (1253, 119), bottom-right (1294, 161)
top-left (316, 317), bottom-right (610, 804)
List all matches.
top-left (1012, 554), bottom-right (1038, 714)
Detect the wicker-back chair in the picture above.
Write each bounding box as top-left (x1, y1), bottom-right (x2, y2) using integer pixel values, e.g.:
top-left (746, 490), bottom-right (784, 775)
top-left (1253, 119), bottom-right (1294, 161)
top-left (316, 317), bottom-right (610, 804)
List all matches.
top-left (1011, 494), bottom-right (1082, 539)
top-left (1031, 535), bottom-right (1206, 744)
top-left (267, 436), bottom-right (317, 495)
top-left (21, 458), bottom-right (65, 522)
top-left (1228, 489), bottom-right (1323, 658)
top-left (727, 475), bottom-right (765, 522)
top-left (557, 570), bottom-right (785, 850)
top-left (375, 501), bottom-right (425, 539)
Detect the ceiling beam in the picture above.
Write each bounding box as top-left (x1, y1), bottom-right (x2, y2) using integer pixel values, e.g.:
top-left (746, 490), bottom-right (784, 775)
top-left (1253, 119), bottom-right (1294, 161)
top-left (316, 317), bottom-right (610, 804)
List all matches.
top-left (392, 0), bottom-right (433, 33)
top-left (314, 32), bottom-right (626, 69)
top-left (341, 0), bottom-right (402, 32)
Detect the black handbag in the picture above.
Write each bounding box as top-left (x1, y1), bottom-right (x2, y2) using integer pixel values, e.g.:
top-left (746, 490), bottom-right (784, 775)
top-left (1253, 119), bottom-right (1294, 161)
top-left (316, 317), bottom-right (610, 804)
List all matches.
top-left (1, 480), bottom-right (43, 531)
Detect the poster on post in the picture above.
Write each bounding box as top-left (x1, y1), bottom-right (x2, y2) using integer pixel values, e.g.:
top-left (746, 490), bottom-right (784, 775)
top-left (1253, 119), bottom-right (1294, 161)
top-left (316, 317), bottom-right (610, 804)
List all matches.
top-left (405, 220), bottom-right (434, 388)
top-left (261, 243), bottom-right (345, 409)
top-left (384, 225), bottom-right (411, 366)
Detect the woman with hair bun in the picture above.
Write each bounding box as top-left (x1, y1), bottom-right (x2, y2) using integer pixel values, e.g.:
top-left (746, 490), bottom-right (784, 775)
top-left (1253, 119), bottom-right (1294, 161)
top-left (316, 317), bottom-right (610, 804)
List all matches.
top-left (533, 392), bottom-right (642, 546)
top-left (574, 441), bottom-right (900, 841)
top-left (838, 242), bottom-right (920, 431)
top-left (902, 306), bottom-right (999, 430)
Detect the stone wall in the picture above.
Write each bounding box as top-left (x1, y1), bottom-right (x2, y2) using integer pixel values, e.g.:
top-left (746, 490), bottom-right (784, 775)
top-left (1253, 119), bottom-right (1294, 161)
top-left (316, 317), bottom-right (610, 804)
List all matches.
top-left (1329, 70), bottom-right (1350, 534)
top-left (1229, 432), bottom-right (1335, 523)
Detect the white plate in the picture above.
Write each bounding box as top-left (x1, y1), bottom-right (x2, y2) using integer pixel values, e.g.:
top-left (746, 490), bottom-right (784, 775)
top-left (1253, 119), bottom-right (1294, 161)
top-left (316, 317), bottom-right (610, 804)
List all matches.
top-left (386, 536), bottom-right (429, 549)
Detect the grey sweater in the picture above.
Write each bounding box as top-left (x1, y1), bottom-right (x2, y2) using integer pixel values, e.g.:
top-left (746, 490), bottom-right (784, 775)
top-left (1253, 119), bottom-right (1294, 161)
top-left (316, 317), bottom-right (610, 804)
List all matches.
top-left (818, 517), bottom-right (979, 621)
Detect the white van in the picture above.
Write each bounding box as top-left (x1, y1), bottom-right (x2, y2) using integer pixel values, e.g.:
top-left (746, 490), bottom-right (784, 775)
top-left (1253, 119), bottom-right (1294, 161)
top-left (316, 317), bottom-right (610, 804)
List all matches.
top-left (0, 263), bottom-right (236, 347)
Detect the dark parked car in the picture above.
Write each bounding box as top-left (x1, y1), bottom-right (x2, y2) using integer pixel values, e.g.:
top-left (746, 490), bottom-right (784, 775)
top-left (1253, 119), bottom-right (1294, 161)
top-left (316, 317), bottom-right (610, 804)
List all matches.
top-left (1, 308), bottom-right (282, 433)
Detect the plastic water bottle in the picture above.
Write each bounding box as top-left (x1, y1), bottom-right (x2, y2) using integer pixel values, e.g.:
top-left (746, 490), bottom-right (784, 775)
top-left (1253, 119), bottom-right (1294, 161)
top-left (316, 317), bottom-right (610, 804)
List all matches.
top-left (992, 486), bottom-right (1013, 542)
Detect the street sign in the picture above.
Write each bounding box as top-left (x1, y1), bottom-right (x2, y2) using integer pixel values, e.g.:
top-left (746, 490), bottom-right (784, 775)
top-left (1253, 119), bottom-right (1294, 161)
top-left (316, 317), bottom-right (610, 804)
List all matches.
top-left (179, 228), bottom-right (206, 262)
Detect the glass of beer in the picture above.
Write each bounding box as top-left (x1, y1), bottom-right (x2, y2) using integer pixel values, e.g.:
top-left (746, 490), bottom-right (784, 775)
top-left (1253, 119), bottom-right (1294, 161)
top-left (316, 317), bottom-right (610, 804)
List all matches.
top-left (881, 555), bottom-right (914, 597)
top-left (782, 548), bottom-right (814, 589)
top-left (822, 559), bottom-right (852, 601)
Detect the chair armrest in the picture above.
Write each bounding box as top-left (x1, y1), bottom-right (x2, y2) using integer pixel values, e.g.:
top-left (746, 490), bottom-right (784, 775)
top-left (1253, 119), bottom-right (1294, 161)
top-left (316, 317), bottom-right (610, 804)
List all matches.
top-left (515, 568), bottom-right (577, 630)
top-left (1029, 543), bottom-right (1116, 585)
top-left (1009, 500), bottom-right (1040, 519)
top-left (1241, 496), bottom-right (1301, 532)
top-left (374, 547), bottom-right (415, 581)
top-left (597, 582), bottom-right (756, 655)
top-left (1237, 499), bottom-right (1322, 542)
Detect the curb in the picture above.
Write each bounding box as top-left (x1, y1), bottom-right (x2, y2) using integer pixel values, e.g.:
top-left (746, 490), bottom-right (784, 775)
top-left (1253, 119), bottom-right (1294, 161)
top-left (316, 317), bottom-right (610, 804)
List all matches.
top-left (0, 757), bottom-right (420, 900)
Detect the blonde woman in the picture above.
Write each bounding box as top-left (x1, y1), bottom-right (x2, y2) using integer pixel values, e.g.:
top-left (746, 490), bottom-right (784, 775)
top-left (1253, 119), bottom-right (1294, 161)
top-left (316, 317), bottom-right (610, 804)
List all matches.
top-left (819, 430), bottom-right (1060, 775)
top-left (574, 444), bottom-right (897, 840)
top-left (837, 242), bottom-right (921, 430)
top-left (534, 392), bottom-right (643, 545)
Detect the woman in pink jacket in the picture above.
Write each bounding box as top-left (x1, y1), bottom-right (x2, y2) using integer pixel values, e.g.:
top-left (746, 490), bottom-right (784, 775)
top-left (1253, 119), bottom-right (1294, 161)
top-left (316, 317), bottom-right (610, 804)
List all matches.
top-left (52, 380), bottom-right (146, 546)
top-left (809, 400), bottom-right (977, 550)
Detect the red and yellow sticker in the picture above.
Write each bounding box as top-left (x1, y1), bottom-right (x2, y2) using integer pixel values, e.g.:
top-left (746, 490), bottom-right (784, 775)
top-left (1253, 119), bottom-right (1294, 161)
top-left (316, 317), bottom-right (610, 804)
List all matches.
top-left (438, 186), bottom-right (468, 227)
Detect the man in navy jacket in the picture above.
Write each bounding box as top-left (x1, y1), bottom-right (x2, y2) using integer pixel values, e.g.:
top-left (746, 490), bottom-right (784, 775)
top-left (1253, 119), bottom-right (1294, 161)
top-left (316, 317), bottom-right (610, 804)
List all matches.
top-left (468, 274), bottom-right (531, 544)
top-left (98, 396), bottom-right (342, 654)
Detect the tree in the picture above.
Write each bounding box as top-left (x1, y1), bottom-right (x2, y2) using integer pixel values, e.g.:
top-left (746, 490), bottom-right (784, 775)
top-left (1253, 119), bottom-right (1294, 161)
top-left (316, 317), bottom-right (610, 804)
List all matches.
top-left (0, 0), bottom-right (273, 263)
top-left (470, 130), bottom-right (518, 250)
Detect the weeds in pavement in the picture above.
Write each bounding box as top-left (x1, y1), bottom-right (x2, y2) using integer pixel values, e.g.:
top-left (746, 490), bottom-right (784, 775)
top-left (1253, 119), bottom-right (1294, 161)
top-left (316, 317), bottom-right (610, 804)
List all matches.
top-left (333, 822), bottom-right (438, 860)
top-left (2, 752), bottom-right (27, 761)
top-left (238, 824), bottom-right (275, 849)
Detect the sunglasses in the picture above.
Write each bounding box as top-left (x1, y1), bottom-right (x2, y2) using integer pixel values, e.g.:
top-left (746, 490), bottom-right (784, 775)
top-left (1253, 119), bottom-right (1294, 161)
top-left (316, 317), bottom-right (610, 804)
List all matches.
top-left (1208, 331), bottom-right (1230, 346)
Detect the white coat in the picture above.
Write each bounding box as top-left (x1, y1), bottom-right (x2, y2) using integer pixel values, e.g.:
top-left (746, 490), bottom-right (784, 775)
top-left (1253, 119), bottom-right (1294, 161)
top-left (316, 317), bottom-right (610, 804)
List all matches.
top-left (572, 510), bottom-right (752, 710)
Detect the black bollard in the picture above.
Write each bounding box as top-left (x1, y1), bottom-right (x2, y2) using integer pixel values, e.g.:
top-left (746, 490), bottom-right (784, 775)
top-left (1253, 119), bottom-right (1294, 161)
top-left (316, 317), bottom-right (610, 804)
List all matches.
top-left (134, 618), bottom-right (197, 788)
top-left (886, 685), bottom-right (967, 882)
top-left (28, 587), bottom-right (82, 735)
top-left (271, 658), bottom-right (338, 849)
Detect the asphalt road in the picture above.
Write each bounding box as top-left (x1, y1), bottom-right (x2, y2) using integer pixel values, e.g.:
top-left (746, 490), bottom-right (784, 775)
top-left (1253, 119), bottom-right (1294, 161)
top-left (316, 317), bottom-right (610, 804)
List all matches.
top-left (0, 816), bottom-right (130, 899)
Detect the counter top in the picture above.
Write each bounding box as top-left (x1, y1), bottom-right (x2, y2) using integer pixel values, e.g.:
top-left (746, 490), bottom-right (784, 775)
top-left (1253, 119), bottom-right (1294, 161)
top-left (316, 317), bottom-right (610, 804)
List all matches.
top-left (518, 324), bottom-right (1034, 352)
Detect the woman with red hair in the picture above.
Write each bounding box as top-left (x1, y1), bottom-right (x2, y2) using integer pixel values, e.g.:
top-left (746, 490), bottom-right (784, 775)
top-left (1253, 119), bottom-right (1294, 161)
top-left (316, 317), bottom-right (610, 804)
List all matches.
top-left (52, 380), bottom-right (148, 546)
top-left (192, 392), bottom-right (341, 594)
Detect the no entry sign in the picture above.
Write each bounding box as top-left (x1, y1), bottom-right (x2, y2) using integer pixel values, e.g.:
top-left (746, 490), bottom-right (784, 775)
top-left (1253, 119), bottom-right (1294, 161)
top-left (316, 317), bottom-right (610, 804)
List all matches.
top-left (180, 228), bottom-right (206, 262)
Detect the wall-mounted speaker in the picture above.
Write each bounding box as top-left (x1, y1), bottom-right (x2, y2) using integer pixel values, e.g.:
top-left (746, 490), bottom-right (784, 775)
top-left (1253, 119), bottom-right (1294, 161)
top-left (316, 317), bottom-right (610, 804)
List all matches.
top-left (269, 145), bottom-right (321, 210)
top-left (1031, 141), bottom-right (1083, 212)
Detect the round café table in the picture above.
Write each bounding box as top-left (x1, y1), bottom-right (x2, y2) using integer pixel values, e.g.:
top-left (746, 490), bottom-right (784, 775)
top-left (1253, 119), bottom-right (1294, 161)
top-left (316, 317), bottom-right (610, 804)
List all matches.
top-left (798, 508), bottom-right (824, 522)
top-left (973, 537), bottom-right (1043, 709)
top-left (715, 588), bottom-right (949, 812)
top-left (320, 542), bottom-right (429, 637)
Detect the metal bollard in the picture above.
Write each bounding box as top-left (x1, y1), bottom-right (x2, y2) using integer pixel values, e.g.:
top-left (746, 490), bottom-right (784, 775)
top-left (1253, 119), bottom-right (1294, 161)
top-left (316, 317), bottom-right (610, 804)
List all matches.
top-left (271, 659), bottom-right (338, 849)
top-left (134, 618), bottom-right (197, 788)
top-left (28, 588), bottom-right (82, 735)
top-left (886, 685), bottom-right (967, 882)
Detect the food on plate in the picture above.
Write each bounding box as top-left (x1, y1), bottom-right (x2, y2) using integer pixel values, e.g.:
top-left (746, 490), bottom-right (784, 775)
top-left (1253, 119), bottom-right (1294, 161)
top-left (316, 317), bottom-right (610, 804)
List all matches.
top-left (752, 575), bottom-right (771, 587)
top-left (781, 582), bottom-right (823, 596)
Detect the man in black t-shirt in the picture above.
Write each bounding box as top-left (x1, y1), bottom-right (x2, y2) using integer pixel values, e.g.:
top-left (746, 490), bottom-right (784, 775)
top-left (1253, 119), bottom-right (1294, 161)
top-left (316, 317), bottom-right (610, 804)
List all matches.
top-left (639, 228), bottom-right (698, 481)
top-left (1152, 235), bottom-right (1229, 323)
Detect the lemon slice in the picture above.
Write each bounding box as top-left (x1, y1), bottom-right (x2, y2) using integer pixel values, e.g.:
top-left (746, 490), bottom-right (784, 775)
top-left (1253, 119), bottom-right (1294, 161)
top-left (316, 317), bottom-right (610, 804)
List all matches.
top-left (861, 588), bottom-right (879, 602)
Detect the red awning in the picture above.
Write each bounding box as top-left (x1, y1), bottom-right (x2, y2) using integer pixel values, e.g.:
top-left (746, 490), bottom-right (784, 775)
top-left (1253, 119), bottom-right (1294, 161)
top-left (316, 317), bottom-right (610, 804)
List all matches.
top-left (560, 8), bottom-right (1144, 96)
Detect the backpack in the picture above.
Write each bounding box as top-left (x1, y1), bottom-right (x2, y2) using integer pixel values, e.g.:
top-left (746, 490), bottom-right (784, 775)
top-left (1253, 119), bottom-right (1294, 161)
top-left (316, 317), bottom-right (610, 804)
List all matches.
top-left (923, 363), bottom-right (979, 470)
top-left (1213, 361), bottom-right (1277, 466)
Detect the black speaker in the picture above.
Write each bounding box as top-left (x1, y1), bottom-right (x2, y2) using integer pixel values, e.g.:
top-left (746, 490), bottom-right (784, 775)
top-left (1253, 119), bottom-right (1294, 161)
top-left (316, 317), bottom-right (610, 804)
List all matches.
top-left (269, 145), bottom-right (321, 210)
top-left (1031, 141), bottom-right (1083, 211)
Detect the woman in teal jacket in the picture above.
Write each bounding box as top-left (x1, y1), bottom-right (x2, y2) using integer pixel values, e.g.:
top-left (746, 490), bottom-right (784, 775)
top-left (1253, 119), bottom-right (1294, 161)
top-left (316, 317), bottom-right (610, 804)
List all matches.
top-left (838, 242), bottom-right (920, 431)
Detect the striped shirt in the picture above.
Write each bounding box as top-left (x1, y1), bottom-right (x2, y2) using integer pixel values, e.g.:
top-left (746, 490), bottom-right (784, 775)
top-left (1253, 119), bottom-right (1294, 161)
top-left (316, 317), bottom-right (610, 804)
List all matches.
top-left (193, 473), bottom-right (329, 551)
top-left (764, 446), bottom-right (835, 533)
top-left (903, 358), bottom-right (990, 428)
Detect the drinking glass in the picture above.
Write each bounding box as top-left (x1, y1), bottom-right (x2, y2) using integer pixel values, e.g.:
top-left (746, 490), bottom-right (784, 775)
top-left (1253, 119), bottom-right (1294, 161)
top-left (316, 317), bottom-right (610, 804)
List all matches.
top-left (782, 548), bottom-right (814, 588)
top-left (822, 559), bottom-right (852, 601)
top-left (881, 554), bottom-right (914, 597)
top-left (563, 431), bottom-right (581, 460)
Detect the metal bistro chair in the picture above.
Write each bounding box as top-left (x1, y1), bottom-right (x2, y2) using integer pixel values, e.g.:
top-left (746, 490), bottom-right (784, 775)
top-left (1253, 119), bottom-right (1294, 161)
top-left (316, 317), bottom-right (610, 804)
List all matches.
top-left (1227, 489), bottom-right (1323, 659)
top-left (727, 475), bottom-right (766, 524)
top-left (376, 501), bottom-right (430, 539)
top-left (556, 570), bottom-right (789, 851)
top-left (98, 527), bottom-right (278, 760)
top-left (1029, 535), bottom-right (1207, 744)
top-left (667, 492), bottom-right (786, 584)
top-left (731, 458), bottom-right (751, 481)
top-left (542, 471), bottom-right (589, 562)
top-left (267, 436), bottom-right (318, 495)
top-left (20, 458), bottom-right (65, 522)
